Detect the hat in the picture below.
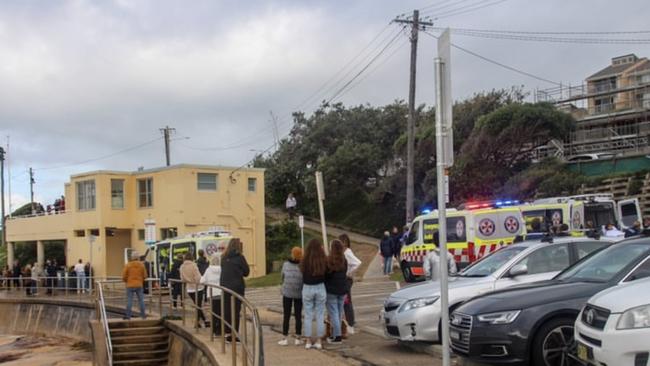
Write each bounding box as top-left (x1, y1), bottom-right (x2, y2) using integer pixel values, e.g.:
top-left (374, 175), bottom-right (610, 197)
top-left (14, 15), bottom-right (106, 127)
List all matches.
top-left (291, 247), bottom-right (303, 261)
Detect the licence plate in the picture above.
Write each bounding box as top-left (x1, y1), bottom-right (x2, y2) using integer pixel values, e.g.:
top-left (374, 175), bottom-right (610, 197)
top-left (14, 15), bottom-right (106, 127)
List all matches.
top-left (450, 330), bottom-right (461, 341)
top-left (577, 342), bottom-right (592, 361)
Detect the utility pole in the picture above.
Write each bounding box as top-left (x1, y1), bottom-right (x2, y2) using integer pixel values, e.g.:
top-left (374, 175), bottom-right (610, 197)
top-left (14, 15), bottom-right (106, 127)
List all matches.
top-left (29, 168), bottom-right (35, 215)
top-left (160, 126), bottom-right (176, 166)
top-left (0, 147), bottom-right (5, 246)
top-left (6, 136), bottom-right (10, 217)
top-left (394, 10), bottom-right (433, 224)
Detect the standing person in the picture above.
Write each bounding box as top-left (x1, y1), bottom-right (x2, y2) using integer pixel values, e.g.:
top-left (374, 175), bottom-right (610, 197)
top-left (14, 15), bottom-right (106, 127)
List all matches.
top-left (380, 231), bottom-right (394, 275)
top-left (84, 263), bottom-right (91, 292)
top-left (180, 252), bottom-right (209, 328)
top-left (301, 239), bottom-right (328, 350)
top-left (196, 249), bottom-right (209, 301)
top-left (122, 252), bottom-right (146, 320)
top-left (220, 238), bottom-right (250, 342)
top-left (45, 260), bottom-right (56, 295)
top-left (169, 254), bottom-right (183, 308)
top-left (74, 259), bottom-right (86, 293)
top-left (286, 193), bottom-right (297, 219)
top-left (200, 255), bottom-right (222, 336)
top-left (625, 221), bottom-right (642, 237)
top-left (325, 240), bottom-right (348, 344)
top-left (12, 260), bottom-right (21, 289)
top-left (278, 247), bottom-right (303, 346)
top-left (339, 234), bottom-right (360, 335)
top-left (423, 233), bottom-right (458, 281)
top-left (23, 264), bottom-right (32, 296)
top-left (31, 262), bottom-right (41, 295)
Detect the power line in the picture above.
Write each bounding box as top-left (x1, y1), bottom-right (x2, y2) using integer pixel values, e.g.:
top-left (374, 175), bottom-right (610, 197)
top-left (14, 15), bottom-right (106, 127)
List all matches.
top-left (34, 137), bottom-right (163, 171)
top-left (423, 30), bottom-right (562, 86)
top-left (433, 29), bottom-right (650, 44)
top-left (431, 26), bottom-right (650, 35)
top-left (424, 0), bottom-right (510, 19)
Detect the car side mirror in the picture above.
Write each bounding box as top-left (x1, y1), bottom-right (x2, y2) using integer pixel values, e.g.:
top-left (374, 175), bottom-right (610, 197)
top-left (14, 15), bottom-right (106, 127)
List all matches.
top-left (508, 264), bottom-right (528, 277)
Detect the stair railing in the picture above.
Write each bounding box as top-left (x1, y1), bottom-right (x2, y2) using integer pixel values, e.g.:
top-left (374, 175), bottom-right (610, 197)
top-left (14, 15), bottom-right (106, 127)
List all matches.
top-left (95, 280), bottom-right (114, 366)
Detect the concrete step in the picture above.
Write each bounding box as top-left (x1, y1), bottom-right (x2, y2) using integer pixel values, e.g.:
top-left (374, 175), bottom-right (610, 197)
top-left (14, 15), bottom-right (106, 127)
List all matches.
top-left (111, 333), bottom-right (169, 345)
top-left (112, 358), bottom-right (168, 366)
top-left (108, 319), bottom-right (162, 329)
top-left (112, 341), bottom-right (169, 352)
top-left (110, 326), bottom-right (166, 336)
top-left (113, 348), bottom-right (168, 361)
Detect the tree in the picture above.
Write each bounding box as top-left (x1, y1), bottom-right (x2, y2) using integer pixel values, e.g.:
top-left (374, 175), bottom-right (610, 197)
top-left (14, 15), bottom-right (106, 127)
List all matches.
top-left (451, 103), bottom-right (575, 201)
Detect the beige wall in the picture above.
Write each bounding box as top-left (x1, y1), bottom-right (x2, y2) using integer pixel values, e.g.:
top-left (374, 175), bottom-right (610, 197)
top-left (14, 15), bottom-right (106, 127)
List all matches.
top-left (6, 164), bottom-right (266, 278)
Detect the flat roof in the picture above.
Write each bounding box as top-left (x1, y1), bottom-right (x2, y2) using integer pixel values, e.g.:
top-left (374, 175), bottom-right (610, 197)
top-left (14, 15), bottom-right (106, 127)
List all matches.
top-left (70, 163), bottom-right (264, 179)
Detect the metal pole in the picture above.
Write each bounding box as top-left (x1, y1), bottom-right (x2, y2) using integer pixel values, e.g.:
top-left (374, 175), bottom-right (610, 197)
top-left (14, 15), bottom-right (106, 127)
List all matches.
top-left (231, 295), bottom-right (237, 366)
top-left (300, 227), bottom-right (304, 250)
top-left (242, 305), bottom-right (248, 366)
top-left (435, 57), bottom-right (451, 366)
top-left (406, 9), bottom-right (419, 224)
top-left (29, 168), bottom-right (34, 215)
top-left (0, 147), bottom-right (5, 247)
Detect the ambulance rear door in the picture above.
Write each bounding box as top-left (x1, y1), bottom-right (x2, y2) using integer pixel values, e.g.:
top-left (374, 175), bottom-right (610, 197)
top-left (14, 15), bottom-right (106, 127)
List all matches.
top-left (617, 198), bottom-right (642, 229)
top-left (569, 202), bottom-right (585, 231)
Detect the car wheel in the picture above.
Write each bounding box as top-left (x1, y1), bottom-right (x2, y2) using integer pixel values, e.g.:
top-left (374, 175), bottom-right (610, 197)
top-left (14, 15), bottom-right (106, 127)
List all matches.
top-left (401, 263), bottom-right (415, 282)
top-left (532, 317), bottom-right (577, 366)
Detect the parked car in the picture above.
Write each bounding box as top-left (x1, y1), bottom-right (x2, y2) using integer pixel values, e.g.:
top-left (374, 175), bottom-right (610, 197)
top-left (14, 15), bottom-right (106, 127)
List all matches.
top-left (450, 237), bottom-right (650, 366)
top-left (575, 277), bottom-right (650, 366)
top-left (382, 236), bottom-right (615, 342)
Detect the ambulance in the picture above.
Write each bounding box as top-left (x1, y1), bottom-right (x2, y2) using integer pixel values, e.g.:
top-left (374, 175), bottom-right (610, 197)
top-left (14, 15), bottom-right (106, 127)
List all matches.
top-left (519, 194), bottom-right (642, 236)
top-left (399, 201), bottom-right (526, 282)
top-left (153, 229), bottom-right (233, 285)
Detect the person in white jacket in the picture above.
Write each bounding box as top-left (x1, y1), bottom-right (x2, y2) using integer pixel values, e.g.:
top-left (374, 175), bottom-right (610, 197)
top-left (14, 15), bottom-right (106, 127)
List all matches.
top-left (339, 233), bottom-right (361, 335)
top-left (201, 256), bottom-right (222, 336)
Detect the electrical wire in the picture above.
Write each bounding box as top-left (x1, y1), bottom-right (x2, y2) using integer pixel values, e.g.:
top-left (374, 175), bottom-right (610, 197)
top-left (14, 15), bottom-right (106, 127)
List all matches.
top-left (434, 29), bottom-right (650, 44)
top-left (430, 26), bottom-right (650, 35)
top-left (34, 137), bottom-right (163, 171)
top-left (423, 30), bottom-right (562, 86)
top-left (423, 0), bottom-right (510, 19)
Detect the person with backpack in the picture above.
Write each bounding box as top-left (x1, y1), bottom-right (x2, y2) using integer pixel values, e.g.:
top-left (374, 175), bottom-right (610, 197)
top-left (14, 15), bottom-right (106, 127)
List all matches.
top-left (325, 240), bottom-right (348, 344)
top-left (169, 254), bottom-right (183, 308)
top-left (278, 247), bottom-right (304, 346)
top-left (380, 231), bottom-right (394, 275)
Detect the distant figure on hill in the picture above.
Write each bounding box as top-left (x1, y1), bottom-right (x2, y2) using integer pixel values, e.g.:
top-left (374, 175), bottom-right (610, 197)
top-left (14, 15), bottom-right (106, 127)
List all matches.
top-left (286, 193), bottom-right (297, 219)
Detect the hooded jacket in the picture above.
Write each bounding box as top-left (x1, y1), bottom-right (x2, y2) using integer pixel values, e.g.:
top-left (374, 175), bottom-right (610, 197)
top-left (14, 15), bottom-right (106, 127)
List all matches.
top-left (220, 252), bottom-right (250, 295)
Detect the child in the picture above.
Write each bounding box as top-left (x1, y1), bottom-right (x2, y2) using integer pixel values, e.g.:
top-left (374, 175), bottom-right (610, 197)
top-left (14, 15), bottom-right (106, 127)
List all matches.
top-left (278, 247), bottom-right (304, 346)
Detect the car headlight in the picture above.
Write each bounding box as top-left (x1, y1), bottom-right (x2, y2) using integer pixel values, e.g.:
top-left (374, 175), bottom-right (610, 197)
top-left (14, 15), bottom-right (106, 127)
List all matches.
top-left (617, 304), bottom-right (650, 330)
top-left (477, 310), bottom-right (521, 325)
top-left (398, 296), bottom-right (440, 313)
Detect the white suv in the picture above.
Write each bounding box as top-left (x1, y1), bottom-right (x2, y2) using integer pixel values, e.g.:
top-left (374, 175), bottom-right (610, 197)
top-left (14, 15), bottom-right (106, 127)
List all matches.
top-left (575, 275), bottom-right (650, 366)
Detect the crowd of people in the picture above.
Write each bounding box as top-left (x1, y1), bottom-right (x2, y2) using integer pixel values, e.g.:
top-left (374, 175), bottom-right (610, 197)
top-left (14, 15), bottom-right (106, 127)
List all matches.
top-left (379, 226), bottom-right (409, 275)
top-left (1, 258), bottom-right (91, 295)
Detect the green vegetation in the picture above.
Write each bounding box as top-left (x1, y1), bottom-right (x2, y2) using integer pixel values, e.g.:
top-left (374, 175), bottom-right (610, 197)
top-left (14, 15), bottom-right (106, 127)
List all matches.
top-left (256, 89), bottom-right (584, 235)
top-left (246, 271), bottom-right (282, 288)
top-left (389, 271), bottom-right (404, 282)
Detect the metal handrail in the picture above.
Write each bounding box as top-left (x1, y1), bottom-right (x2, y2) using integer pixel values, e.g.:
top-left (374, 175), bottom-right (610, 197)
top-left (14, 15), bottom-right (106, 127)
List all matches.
top-left (169, 279), bottom-right (265, 366)
top-left (96, 280), bottom-right (113, 366)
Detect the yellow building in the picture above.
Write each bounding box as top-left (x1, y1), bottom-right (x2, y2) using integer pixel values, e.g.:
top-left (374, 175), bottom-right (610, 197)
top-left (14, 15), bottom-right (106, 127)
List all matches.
top-left (5, 164), bottom-right (266, 278)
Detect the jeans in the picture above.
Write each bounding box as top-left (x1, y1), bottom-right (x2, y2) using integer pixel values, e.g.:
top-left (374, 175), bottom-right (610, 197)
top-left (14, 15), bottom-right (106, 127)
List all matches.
top-left (282, 296), bottom-right (303, 336)
top-left (125, 287), bottom-right (146, 319)
top-left (302, 283), bottom-right (326, 338)
top-left (326, 293), bottom-right (345, 338)
top-left (383, 256), bottom-right (393, 275)
top-left (76, 273), bottom-right (86, 292)
top-left (344, 278), bottom-right (355, 326)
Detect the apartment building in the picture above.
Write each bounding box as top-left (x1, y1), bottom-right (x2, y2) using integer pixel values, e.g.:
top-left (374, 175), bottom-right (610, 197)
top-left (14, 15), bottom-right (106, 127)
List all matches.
top-left (5, 164), bottom-right (266, 278)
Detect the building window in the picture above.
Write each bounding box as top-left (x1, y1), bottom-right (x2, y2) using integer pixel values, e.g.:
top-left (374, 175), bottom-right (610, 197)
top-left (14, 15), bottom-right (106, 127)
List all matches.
top-left (138, 178), bottom-right (153, 208)
top-left (89, 228), bottom-right (100, 237)
top-left (74, 230), bottom-right (85, 237)
top-left (197, 173), bottom-right (217, 191)
top-left (138, 229), bottom-right (145, 241)
top-left (76, 180), bottom-right (96, 211)
top-left (111, 179), bottom-right (124, 209)
top-left (248, 177), bottom-right (257, 192)
top-left (161, 227), bottom-right (178, 240)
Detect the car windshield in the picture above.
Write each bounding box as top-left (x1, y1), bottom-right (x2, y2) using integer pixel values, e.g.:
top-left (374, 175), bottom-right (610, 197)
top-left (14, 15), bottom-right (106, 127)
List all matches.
top-left (459, 246), bottom-right (527, 277)
top-left (557, 243), bottom-right (650, 283)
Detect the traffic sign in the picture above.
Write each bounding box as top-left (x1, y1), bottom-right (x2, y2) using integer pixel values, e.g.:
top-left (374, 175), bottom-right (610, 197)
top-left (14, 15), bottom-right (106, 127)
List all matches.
top-left (145, 218), bottom-right (156, 246)
top-left (298, 215), bottom-right (304, 228)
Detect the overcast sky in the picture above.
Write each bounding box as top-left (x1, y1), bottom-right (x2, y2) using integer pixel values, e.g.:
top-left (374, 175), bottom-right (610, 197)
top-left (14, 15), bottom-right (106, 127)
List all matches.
top-left (1, 0), bottom-right (649, 212)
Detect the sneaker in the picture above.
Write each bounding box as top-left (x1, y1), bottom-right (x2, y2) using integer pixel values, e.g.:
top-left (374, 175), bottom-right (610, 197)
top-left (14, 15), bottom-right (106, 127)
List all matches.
top-left (305, 341), bottom-right (312, 350)
top-left (278, 338), bottom-right (289, 346)
top-left (347, 326), bottom-right (355, 335)
top-left (326, 337), bottom-right (342, 344)
top-left (313, 341), bottom-right (323, 350)
top-left (294, 338), bottom-right (303, 346)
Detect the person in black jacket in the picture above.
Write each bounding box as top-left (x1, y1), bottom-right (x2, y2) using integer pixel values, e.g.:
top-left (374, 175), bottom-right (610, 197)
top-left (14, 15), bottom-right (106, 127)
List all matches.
top-left (220, 238), bottom-right (250, 342)
top-left (169, 254), bottom-right (184, 308)
top-left (380, 231), bottom-right (394, 275)
top-left (325, 240), bottom-right (348, 344)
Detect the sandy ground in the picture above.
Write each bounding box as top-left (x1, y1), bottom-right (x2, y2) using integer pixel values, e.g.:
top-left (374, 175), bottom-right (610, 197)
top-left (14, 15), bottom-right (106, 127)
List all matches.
top-left (0, 335), bottom-right (92, 365)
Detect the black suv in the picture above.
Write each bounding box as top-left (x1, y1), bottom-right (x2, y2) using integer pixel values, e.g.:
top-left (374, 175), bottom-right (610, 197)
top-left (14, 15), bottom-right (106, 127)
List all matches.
top-left (449, 237), bottom-right (650, 366)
